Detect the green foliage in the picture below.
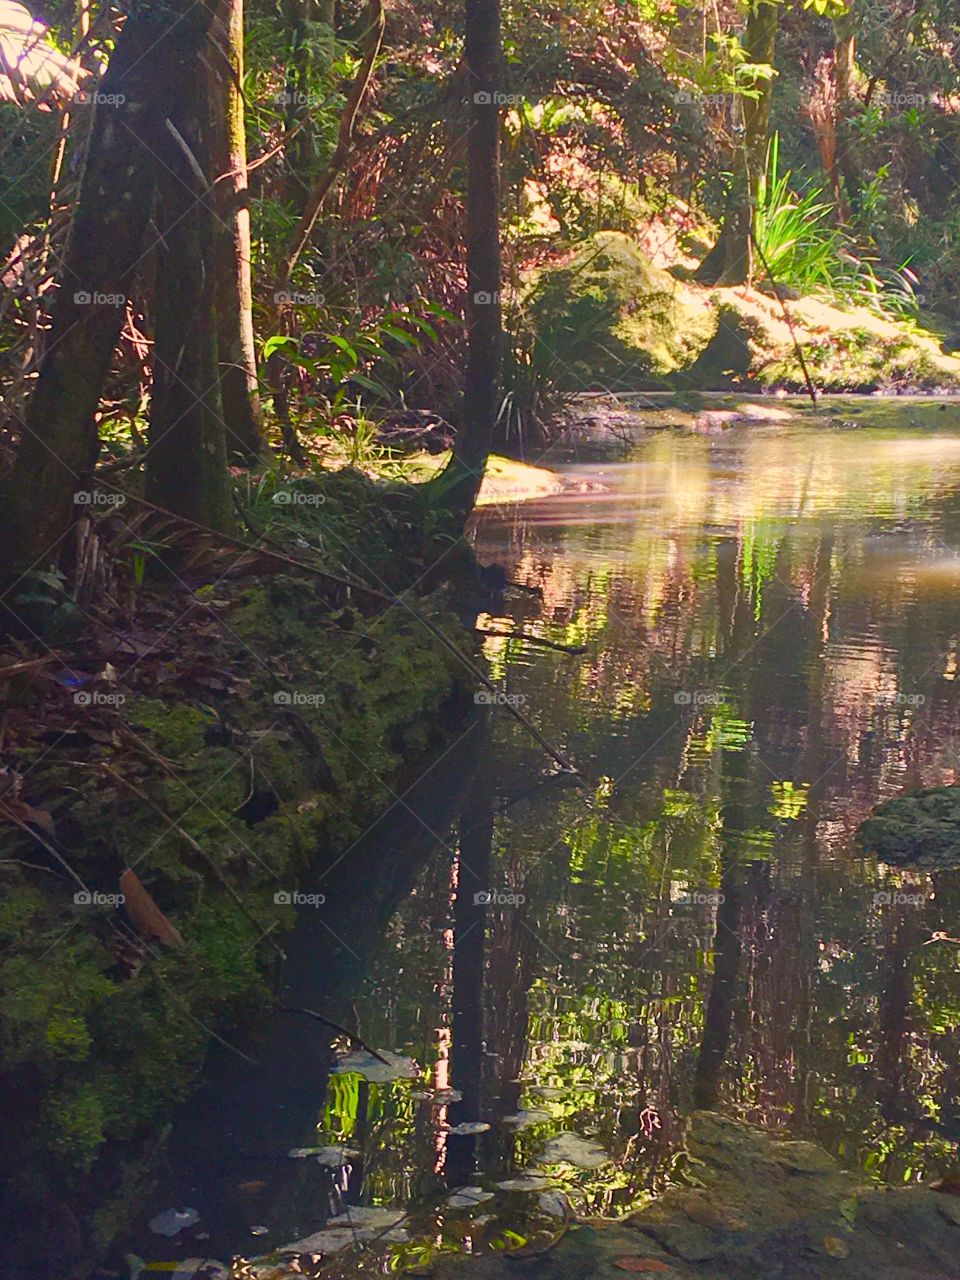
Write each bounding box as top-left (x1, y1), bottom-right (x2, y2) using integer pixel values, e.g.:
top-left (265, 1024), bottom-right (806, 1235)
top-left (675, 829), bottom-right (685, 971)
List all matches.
top-left (754, 134), bottom-right (919, 315)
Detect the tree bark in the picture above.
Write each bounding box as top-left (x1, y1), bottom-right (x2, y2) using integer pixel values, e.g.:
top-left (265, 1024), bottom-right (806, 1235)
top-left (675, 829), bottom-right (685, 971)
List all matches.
top-left (696, 0), bottom-right (779, 286)
top-left (833, 6), bottom-right (862, 217)
top-left (431, 0), bottom-right (502, 519)
top-left (0, 2), bottom-right (216, 583)
top-left (276, 0), bottom-right (385, 289)
top-left (210, 0), bottom-right (266, 463)
top-left (280, 0), bottom-right (338, 208)
top-left (145, 12), bottom-right (235, 534)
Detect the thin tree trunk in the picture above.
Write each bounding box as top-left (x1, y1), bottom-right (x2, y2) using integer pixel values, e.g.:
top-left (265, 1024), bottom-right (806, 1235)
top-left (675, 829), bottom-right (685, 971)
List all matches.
top-left (431, 0), bottom-right (502, 518)
top-left (0, 2), bottom-right (215, 583)
top-left (280, 0), bottom-right (337, 208)
top-left (269, 0), bottom-right (383, 465)
top-left (210, 0), bottom-right (266, 463)
top-left (696, 0), bottom-right (778, 286)
top-left (276, 0), bottom-right (385, 289)
top-left (833, 6), bottom-right (862, 217)
top-left (145, 20), bottom-right (235, 534)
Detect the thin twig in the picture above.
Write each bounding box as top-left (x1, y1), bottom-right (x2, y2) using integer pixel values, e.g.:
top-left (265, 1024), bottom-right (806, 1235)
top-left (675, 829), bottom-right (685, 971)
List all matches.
top-left (276, 1005), bottom-right (390, 1063)
top-left (477, 626), bottom-right (586, 655)
top-left (750, 227), bottom-right (819, 406)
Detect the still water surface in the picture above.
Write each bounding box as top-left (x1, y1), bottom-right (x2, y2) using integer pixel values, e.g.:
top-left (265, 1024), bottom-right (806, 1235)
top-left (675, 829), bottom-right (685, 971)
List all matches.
top-left (128, 411), bottom-right (960, 1271)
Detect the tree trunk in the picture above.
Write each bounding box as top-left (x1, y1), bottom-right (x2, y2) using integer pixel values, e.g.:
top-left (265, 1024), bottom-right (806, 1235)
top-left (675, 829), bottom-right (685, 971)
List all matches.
top-left (280, 0), bottom-right (338, 209)
top-left (833, 6), bottom-right (862, 217)
top-left (431, 0), bottom-right (502, 518)
top-left (276, 0), bottom-right (385, 289)
top-left (696, 0), bottom-right (778, 286)
top-left (0, 2), bottom-right (215, 584)
top-left (210, 0), bottom-right (266, 463)
top-left (145, 15), bottom-right (235, 534)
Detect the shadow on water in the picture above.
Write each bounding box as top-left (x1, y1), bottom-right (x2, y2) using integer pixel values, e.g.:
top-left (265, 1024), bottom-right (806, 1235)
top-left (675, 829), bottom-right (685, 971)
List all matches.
top-left (116, 719), bottom-right (487, 1266)
top-left (114, 411), bottom-right (960, 1276)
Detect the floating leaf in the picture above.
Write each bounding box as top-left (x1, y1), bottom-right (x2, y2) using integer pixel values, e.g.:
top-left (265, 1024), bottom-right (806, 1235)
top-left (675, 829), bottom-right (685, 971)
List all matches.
top-left (447, 1186), bottom-right (495, 1207)
top-left (444, 1121), bottom-right (491, 1135)
top-left (539, 1132), bottom-right (610, 1169)
top-left (822, 1236), bottom-right (850, 1258)
top-left (502, 1108), bottom-right (550, 1129)
top-left (148, 1207), bottom-right (199, 1237)
top-left (288, 1145), bottom-right (360, 1165)
top-left (331, 1048), bottom-right (418, 1082)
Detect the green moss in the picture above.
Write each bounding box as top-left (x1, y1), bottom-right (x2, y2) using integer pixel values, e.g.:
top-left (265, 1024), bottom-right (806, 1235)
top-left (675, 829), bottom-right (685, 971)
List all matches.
top-left (0, 541), bottom-right (471, 1209)
top-left (527, 231), bottom-right (712, 389)
top-left (46, 1082), bottom-right (107, 1168)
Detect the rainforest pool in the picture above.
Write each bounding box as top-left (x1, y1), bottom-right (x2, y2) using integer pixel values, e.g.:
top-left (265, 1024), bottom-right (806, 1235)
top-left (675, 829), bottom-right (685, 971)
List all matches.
top-left (121, 401), bottom-right (960, 1275)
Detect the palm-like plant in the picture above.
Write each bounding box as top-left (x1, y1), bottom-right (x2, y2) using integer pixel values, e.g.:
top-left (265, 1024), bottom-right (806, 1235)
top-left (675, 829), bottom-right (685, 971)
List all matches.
top-left (753, 133), bottom-right (919, 314)
top-left (0, 0), bottom-right (85, 108)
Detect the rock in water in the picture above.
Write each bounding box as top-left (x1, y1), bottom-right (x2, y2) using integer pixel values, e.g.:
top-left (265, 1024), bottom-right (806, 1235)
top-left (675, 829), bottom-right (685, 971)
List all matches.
top-left (856, 785), bottom-right (960, 869)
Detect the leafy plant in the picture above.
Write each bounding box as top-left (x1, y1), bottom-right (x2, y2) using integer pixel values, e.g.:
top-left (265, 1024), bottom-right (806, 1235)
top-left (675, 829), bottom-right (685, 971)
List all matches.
top-left (754, 134), bottom-right (920, 315)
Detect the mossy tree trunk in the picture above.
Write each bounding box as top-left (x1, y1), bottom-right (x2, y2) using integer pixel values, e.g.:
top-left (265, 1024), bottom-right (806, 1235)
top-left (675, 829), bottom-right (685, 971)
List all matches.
top-left (0, 1), bottom-right (217, 584)
top-left (145, 8), bottom-right (236, 534)
top-left (696, 0), bottom-right (779, 286)
top-left (833, 5), bottom-right (862, 218)
top-left (210, 0), bottom-right (266, 463)
top-left (431, 0), bottom-right (502, 519)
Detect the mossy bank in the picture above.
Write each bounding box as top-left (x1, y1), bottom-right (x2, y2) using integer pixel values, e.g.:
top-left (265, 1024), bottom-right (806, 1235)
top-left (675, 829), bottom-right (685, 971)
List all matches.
top-left (526, 231), bottom-right (960, 394)
top-left (0, 477), bottom-right (477, 1279)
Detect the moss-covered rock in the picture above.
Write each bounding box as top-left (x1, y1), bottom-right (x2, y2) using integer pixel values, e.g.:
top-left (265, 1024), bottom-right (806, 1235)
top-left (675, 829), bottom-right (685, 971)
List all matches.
top-left (857, 786), bottom-right (960, 869)
top-left (525, 231), bottom-right (713, 389)
top-left (521, 232), bottom-right (960, 393)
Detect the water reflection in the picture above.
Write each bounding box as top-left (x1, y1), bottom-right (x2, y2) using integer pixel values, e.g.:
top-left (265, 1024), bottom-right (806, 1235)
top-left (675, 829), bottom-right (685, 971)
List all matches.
top-left (125, 416), bottom-right (960, 1269)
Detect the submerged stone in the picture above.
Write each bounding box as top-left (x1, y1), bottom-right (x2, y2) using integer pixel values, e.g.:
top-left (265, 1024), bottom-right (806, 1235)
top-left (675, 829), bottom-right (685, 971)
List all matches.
top-left (856, 785), bottom-right (960, 869)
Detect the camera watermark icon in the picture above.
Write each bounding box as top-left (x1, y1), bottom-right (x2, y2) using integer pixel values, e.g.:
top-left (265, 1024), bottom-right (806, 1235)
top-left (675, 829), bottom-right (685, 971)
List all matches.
top-left (473, 91), bottom-right (523, 106)
top-left (74, 490), bottom-right (125, 507)
top-left (475, 688), bottom-right (526, 707)
top-left (74, 890), bottom-right (125, 906)
top-left (73, 690), bottom-right (126, 707)
top-left (274, 890), bottom-right (326, 906)
top-left (473, 290), bottom-right (500, 305)
top-left (473, 889), bottom-right (526, 906)
top-left (273, 289), bottom-right (324, 306)
top-left (674, 690), bottom-right (722, 706)
top-left (274, 89), bottom-right (321, 107)
top-left (272, 490), bottom-right (326, 506)
top-left (873, 890), bottom-right (926, 907)
top-left (672, 885), bottom-right (724, 906)
top-left (75, 89), bottom-right (126, 107)
top-left (73, 290), bottom-right (126, 307)
top-left (273, 690), bottom-right (326, 707)
top-left (673, 90), bottom-right (727, 107)
top-left (874, 90), bottom-right (929, 108)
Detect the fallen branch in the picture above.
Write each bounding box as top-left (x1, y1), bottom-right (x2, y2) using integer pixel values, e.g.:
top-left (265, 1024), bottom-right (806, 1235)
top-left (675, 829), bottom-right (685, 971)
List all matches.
top-left (749, 227), bottom-right (819, 407)
top-left (276, 1004), bottom-right (390, 1063)
top-left (477, 626), bottom-right (587, 655)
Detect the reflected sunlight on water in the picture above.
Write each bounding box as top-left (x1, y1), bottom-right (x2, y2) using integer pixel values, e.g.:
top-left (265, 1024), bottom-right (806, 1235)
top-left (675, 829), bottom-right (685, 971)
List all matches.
top-left (126, 414), bottom-right (960, 1270)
